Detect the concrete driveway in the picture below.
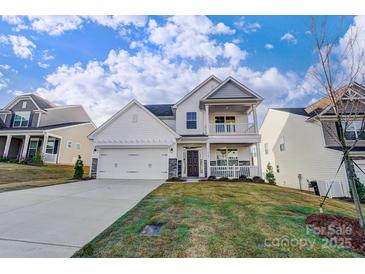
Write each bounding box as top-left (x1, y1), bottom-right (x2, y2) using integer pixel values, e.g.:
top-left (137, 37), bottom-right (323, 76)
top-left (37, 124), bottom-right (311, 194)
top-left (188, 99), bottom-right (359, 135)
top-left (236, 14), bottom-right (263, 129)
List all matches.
top-left (0, 179), bottom-right (164, 258)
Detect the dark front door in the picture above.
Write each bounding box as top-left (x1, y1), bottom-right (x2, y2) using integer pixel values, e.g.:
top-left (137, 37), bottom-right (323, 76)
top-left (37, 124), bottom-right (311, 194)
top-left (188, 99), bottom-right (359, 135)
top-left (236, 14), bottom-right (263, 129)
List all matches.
top-left (187, 150), bottom-right (199, 177)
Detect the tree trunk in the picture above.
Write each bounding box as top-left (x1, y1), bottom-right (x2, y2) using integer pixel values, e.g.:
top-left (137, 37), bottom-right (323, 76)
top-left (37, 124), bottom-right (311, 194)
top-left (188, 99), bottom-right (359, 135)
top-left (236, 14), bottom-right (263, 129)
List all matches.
top-left (343, 154), bottom-right (365, 230)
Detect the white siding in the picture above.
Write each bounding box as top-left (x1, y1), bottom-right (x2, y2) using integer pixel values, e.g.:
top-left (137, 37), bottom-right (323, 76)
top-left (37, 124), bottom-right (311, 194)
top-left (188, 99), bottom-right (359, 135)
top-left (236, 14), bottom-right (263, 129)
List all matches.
top-left (208, 81), bottom-right (254, 99)
top-left (260, 109), bottom-right (347, 190)
top-left (175, 78), bottom-right (220, 135)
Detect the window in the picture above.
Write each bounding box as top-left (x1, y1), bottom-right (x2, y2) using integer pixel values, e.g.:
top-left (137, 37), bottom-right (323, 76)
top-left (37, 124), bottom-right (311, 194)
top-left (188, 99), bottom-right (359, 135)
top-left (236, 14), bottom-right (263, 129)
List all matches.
top-left (279, 136), bottom-right (285, 151)
top-left (132, 114), bottom-right (138, 123)
top-left (13, 111), bottom-right (30, 127)
top-left (216, 148), bottom-right (239, 166)
top-left (22, 101), bottom-right (27, 109)
top-left (76, 143), bottom-right (81, 150)
top-left (67, 141), bottom-right (72, 149)
top-left (46, 138), bottom-right (56, 154)
top-left (28, 138), bottom-right (39, 157)
top-left (264, 143), bottom-right (269, 155)
top-left (276, 165), bottom-right (280, 173)
top-left (215, 116), bottom-right (236, 133)
top-left (343, 121), bottom-right (365, 140)
top-left (251, 146), bottom-right (257, 157)
top-left (186, 112), bottom-right (197, 129)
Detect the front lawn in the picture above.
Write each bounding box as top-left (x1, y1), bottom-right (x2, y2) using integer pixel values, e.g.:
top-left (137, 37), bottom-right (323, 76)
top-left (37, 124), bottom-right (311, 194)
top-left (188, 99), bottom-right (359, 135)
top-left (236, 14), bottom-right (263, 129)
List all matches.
top-left (73, 182), bottom-right (365, 258)
top-left (0, 163), bottom-right (89, 192)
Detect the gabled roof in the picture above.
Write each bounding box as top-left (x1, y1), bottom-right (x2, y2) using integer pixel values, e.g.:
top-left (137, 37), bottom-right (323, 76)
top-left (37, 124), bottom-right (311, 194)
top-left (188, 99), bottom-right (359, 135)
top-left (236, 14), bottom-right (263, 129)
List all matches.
top-left (173, 75), bottom-right (222, 108)
top-left (3, 93), bottom-right (55, 111)
top-left (202, 76), bottom-right (263, 101)
top-left (144, 104), bottom-right (174, 117)
top-left (0, 122), bottom-right (90, 132)
top-left (271, 108), bottom-right (310, 117)
top-left (89, 99), bottom-right (180, 139)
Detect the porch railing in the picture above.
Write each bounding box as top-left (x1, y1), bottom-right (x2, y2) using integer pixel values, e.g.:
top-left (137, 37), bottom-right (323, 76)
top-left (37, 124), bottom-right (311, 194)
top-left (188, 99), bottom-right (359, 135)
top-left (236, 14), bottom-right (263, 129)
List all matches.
top-left (208, 123), bottom-right (256, 135)
top-left (210, 166), bottom-right (259, 178)
top-left (43, 153), bottom-right (58, 164)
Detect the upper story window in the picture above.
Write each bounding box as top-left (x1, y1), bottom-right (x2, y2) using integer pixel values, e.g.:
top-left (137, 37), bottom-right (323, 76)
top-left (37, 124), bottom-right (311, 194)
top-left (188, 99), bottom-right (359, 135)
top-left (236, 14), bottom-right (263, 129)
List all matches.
top-left (343, 121), bottom-right (365, 140)
top-left (279, 136), bottom-right (285, 151)
top-left (13, 111), bottom-right (30, 127)
top-left (186, 112), bottom-right (197, 129)
top-left (264, 143), bottom-right (269, 154)
top-left (22, 101), bottom-right (27, 109)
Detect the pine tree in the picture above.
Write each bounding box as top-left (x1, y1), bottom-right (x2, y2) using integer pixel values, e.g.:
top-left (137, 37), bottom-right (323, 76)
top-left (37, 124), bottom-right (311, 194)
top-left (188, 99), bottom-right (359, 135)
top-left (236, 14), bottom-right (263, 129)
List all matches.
top-left (73, 155), bottom-right (84, 179)
top-left (265, 162), bottom-right (276, 185)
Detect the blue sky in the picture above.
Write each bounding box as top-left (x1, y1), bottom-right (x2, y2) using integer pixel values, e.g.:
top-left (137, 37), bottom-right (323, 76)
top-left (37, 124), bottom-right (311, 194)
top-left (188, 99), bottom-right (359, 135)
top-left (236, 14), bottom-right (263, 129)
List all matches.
top-left (0, 15), bottom-right (359, 124)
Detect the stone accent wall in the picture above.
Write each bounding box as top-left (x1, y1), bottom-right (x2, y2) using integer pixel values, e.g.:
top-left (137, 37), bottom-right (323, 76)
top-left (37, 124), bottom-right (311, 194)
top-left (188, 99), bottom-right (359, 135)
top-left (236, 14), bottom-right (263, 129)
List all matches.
top-left (168, 158), bottom-right (178, 178)
top-left (91, 158), bottom-right (98, 178)
top-left (204, 160), bottom-right (207, 178)
top-left (178, 160), bottom-right (182, 177)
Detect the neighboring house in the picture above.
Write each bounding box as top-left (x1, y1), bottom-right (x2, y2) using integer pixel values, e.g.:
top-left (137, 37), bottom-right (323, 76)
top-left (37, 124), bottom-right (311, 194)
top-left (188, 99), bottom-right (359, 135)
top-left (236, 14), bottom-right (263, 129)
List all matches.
top-left (259, 82), bottom-right (365, 192)
top-left (0, 94), bottom-right (96, 165)
top-left (89, 75), bottom-right (263, 180)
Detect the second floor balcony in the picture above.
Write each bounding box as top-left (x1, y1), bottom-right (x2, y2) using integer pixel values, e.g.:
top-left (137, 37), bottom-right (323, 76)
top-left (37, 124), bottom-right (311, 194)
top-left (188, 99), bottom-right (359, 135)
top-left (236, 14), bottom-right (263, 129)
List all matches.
top-left (208, 122), bottom-right (256, 135)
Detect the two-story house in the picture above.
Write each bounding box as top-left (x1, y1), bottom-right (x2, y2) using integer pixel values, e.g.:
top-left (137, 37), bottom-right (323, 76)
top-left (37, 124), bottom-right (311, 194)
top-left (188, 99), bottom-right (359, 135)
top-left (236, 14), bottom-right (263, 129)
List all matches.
top-left (0, 94), bottom-right (96, 165)
top-left (89, 75), bottom-right (263, 180)
top-left (259, 82), bottom-right (365, 194)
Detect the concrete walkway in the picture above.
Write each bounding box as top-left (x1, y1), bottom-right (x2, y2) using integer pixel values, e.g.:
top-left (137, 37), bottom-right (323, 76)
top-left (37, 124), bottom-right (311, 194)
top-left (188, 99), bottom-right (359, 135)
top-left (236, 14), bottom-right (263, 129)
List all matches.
top-left (0, 179), bottom-right (164, 258)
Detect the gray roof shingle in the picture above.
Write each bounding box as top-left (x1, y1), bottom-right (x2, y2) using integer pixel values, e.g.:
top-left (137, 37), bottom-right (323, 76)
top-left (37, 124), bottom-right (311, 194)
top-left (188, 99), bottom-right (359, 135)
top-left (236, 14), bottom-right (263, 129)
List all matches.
top-left (272, 108), bottom-right (310, 117)
top-left (144, 104), bottom-right (174, 117)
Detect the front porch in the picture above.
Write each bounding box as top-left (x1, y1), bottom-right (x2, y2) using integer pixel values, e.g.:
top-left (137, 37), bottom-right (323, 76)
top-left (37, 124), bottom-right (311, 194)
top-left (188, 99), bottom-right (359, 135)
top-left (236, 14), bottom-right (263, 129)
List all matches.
top-left (177, 142), bottom-right (261, 179)
top-left (0, 133), bottom-right (61, 164)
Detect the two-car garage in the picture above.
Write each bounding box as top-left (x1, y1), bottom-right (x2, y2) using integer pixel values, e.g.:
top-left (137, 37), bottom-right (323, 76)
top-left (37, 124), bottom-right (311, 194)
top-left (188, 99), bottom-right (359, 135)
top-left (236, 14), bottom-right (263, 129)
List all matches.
top-left (97, 148), bottom-right (169, 180)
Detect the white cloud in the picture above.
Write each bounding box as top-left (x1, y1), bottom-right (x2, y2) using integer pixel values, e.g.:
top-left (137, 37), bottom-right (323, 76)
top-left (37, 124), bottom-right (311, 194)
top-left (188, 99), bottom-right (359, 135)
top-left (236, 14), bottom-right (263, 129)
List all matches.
top-left (27, 16), bottom-right (84, 36)
top-left (223, 43), bottom-right (247, 66)
top-left (305, 30), bottom-right (312, 35)
top-left (38, 62), bottom-right (49, 69)
top-left (213, 22), bottom-right (236, 34)
top-left (234, 16), bottom-right (261, 33)
top-left (280, 32), bottom-right (297, 44)
top-left (87, 16), bottom-right (147, 29)
top-left (265, 43), bottom-right (273, 49)
top-left (0, 64), bottom-right (11, 70)
top-left (0, 35), bottom-right (36, 59)
top-left (42, 50), bottom-right (55, 61)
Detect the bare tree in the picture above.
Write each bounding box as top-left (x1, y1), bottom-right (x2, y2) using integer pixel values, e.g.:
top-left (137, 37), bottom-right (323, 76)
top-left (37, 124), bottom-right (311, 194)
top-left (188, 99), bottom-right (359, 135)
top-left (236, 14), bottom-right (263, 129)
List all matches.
top-left (309, 16), bottom-right (365, 229)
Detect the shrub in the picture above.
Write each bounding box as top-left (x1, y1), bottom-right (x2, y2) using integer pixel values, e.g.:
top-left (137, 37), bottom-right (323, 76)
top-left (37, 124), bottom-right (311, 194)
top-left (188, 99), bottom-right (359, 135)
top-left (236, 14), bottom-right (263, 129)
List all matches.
top-left (265, 162), bottom-right (276, 185)
top-left (350, 173), bottom-right (365, 200)
top-left (253, 176), bottom-right (265, 183)
top-left (32, 150), bottom-right (43, 164)
top-left (207, 175), bottom-right (216, 181)
top-left (245, 178), bottom-right (253, 182)
top-left (0, 157), bottom-right (9, 162)
top-left (19, 160), bottom-right (27, 165)
top-left (218, 177), bottom-right (229, 181)
top-left (239, 174), bottom-right (247, 181)
top-left (73, 155), bottom-right (84, 179)
top-left (166, 177), bottom-right (186, 182)
top-left (9, 159), bottom-right (18, 164)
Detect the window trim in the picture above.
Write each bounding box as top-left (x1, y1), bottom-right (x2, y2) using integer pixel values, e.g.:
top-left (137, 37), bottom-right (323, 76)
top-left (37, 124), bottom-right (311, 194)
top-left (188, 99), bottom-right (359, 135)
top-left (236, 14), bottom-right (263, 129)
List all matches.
top-left (45, 137), bottom-right (56, 154)
top-left (13, 111), bottom-right (30, 127)
top-left (186, 112), bottom-right (197, 129)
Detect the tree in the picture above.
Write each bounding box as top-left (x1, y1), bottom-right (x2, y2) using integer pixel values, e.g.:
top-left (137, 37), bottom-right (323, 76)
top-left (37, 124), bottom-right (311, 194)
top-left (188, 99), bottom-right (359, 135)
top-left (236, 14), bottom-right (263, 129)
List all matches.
top-left (309, 16), bottom-right (365, 229)
top-left (73, 155), bottom-right (84, 179)
top-left (265, 162), bottom-right (276, 185)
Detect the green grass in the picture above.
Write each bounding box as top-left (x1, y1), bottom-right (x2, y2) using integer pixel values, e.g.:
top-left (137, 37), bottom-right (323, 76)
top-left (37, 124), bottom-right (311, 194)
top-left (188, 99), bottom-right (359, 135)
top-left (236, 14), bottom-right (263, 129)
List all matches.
top-left (73, 182), bottom-right (365, 258)
top-left (0, 162), bottom-right (90, 192)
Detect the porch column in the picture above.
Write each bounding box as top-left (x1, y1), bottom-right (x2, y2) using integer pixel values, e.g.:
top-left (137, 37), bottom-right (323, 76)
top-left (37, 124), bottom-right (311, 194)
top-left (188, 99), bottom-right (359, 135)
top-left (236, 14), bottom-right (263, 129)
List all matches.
top-left (206, 142), bottom-right (211, 177)
top-left (252, 104), bottom-right (258, 133)
top-left (205, 104), bottom-right (209, 135)
top-left (41, 133), bottom-right (48, 154)
top-left (3, 135), bottom-right (12, 157)
top-left (255, 143), bottom-right (262, 177)
top-left (21, 135), bottom-right (30, 159)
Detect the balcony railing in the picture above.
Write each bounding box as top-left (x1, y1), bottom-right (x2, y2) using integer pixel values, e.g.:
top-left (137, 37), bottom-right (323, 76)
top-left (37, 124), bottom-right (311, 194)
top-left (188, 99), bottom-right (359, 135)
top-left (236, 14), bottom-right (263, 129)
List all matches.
top-left (210, 166), bottom-right (259, 178)
top-left (208, 123), bottom-right (256, 135)
top-left (43, 153), bottom-right (58, 164)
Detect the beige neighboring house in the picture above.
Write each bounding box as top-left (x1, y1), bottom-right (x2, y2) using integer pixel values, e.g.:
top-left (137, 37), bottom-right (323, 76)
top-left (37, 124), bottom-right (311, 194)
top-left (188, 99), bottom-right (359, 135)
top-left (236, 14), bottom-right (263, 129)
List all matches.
top-left (259, 82), bottom-right (365, 195)
top-left (0, 94), bottom-right (96, 165)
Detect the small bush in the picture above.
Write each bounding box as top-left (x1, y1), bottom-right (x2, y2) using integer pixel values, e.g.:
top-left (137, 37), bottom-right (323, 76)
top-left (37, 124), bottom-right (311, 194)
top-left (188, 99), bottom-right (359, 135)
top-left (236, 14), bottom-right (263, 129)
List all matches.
top-left (239, 174), bottom-right (247, 180)
top-left (19, 160), bottom-right (27, 165)
top-left (73, 155), bottom-right (84, 179)
top-left (245, 178), bottom-right (253, 182)
top-left (0, 157), bottom-right (9, 162)
top-left (253, 176), bottom-right (265, 183)
top-left (207, 175), bottom-right (216, 181)
top-left (218, 177), bottom-right (229, 181)
top-left (8, 159), bottom-right (18, 164)
top-left (32, 150), bottom-right (43, 164)
top-left (166, 177), bottom-right (186, 182)
top-left (265, 162), bottom-right (276, 185)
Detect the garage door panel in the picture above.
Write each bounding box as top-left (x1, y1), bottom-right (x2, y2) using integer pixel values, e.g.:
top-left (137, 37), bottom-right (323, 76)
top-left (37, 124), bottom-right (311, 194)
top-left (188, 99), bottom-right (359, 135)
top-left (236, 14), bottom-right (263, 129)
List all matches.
top-left (98, 148), bottom-right (168, 179)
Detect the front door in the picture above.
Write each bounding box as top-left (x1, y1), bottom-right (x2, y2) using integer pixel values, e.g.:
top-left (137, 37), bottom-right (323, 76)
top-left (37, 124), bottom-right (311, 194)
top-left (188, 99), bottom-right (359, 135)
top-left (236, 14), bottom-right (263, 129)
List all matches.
top-left (187, 150), bottom-right (199, 177)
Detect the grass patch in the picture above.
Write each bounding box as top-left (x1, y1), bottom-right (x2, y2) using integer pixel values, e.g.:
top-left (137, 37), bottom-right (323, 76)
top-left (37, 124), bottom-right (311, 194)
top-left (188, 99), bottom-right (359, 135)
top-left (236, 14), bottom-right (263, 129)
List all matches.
top-left (73, 182), bottom-right (365, 258)
top-left (0, 162), bottom-right (90, 192)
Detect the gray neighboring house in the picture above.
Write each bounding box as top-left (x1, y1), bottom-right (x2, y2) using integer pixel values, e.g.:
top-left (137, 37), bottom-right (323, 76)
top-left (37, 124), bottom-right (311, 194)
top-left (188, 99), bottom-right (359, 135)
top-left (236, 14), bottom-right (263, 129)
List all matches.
top-left (0, 94), bottom-right (96, 165)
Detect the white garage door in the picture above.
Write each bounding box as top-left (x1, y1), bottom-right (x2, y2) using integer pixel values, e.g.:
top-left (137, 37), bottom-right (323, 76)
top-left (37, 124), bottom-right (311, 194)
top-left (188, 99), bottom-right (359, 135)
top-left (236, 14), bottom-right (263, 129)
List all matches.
top-left (98, 148), bottom-right (168, 179)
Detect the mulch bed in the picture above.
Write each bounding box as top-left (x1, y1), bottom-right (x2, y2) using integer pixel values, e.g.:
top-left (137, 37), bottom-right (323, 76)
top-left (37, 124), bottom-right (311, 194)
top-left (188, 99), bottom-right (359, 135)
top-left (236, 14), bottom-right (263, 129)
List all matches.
top-left (305, 214), bottom-right (365, 255)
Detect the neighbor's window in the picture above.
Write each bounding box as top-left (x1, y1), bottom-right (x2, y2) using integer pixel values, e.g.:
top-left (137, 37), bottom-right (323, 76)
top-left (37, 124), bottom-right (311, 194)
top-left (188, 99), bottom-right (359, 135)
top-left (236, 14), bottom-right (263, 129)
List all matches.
top-left (46, 138), bottom-right (56, 154)
top-left (264, 143), bottom-right (269, 155)
top-left (279, 136), bottom-right (285, 151)
top-left (343, 121), bottom-right (365, 140)
top-left (216, 148), bottom-right (238, 166)
top-left (76, 143), bottom-right (81, 150)
top-left (186, 112), bottom-right (197, 129)
top-left (67, 141), bottom-right (72, 149)
top-left (13, 111), bottom-right (30, 127)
